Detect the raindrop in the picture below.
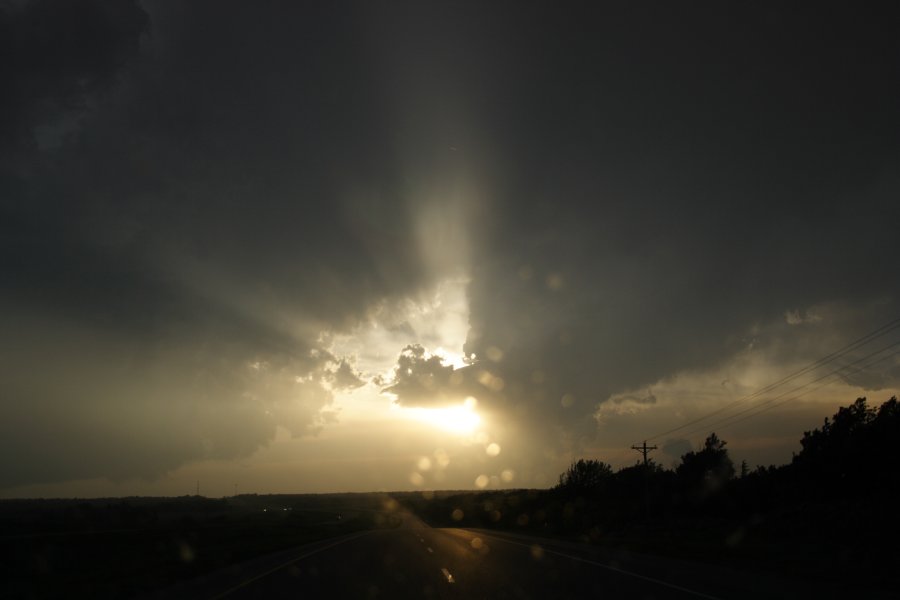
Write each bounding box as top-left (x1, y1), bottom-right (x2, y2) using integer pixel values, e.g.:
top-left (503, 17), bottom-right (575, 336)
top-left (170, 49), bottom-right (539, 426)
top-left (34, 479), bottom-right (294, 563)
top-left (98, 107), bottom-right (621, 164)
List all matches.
top-left (178, 542), bottom-right (195, 564)
top-left (546, 273), bottom-right (564, 290)
top-left (434, 449), bottom-right (450, 468)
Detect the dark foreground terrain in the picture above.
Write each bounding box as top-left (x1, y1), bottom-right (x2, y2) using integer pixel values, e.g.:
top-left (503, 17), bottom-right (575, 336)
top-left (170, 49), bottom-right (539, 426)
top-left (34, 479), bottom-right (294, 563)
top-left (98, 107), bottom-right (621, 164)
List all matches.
top-left (3, 397), bottom-right (898, 598)
top-left (141, 506), bottom-right (891, 600)
top-left (0, 492), bottom-right (398, 598)
top-left (3, 487), bottom-right (895, 599)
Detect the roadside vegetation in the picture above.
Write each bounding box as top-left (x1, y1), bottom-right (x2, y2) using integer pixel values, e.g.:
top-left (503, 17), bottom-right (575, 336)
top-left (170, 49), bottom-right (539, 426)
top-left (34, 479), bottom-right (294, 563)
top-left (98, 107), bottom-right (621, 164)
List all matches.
top-left (399, 397), bottom-right (900, 591)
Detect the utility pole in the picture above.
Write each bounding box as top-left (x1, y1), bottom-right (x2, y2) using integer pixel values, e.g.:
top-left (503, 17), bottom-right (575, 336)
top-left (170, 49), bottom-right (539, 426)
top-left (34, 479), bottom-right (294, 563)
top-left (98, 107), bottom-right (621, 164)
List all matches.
top-left (631, 441), bottom-right (658, 466)
top-left (631, 441), bottom-right (658, 522)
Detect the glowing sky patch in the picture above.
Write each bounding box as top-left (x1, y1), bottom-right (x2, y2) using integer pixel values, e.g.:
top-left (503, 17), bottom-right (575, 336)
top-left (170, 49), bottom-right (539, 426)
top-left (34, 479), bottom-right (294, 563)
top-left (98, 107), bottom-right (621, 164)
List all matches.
top-left (401, 397), bottom-right (481, 435)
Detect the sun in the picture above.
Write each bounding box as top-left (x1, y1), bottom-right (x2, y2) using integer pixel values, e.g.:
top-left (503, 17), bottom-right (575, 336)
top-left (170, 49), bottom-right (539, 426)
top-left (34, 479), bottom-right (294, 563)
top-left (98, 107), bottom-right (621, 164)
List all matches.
top-left (404, 397), bottom-right (481, 435)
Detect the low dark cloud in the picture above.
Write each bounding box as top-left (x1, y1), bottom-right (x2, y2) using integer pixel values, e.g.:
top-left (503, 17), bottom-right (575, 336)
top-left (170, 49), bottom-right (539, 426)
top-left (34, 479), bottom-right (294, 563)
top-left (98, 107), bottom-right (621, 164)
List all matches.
top-left (383, 345), bottom-right (469, 407)
top-left (328, 359), bottom-right (366, 391)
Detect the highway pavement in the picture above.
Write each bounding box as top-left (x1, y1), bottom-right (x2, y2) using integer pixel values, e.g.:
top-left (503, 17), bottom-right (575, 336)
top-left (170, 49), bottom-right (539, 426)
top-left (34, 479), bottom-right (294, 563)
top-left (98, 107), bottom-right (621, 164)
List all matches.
top-left (145, 510), bottom-right (860, 599)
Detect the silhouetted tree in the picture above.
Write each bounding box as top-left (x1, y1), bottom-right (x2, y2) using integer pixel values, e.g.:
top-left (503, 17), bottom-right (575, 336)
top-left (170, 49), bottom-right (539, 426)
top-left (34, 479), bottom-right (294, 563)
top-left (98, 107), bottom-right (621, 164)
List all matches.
top-left (793, 397), bottom-right (900, 496)
top-left (556, 459), bottom-right (613, 495)
top-left (676, 433), bottom-right (734, 499)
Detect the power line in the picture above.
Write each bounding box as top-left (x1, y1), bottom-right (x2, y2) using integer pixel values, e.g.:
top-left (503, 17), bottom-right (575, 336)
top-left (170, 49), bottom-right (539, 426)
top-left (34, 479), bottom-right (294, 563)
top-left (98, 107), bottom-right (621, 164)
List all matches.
top-left (671, 341), bottom-right (900, 440)
top-left (679, 349), bottom-right (900, 438)
top-left (670, 340), bottom-right (900, 440)
top-left (648, 316), bottom-right (900, 440)
top-left (693, 344), bottom-right (899, 434)
top-left (646, 316), bottom-right (900, 441)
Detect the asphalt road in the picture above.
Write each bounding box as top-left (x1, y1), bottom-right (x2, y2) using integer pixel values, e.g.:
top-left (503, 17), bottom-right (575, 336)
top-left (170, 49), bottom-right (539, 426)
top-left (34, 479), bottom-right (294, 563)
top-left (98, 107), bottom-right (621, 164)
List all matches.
top-left (145, 511), bottom-right (855, 600)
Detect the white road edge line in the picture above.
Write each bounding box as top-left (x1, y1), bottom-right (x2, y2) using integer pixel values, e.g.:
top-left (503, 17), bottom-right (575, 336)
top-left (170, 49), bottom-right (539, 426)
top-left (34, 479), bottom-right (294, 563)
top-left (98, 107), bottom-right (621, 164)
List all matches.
top-left (211, 530), bottom-right (374, 599)
top-left (471, 531), bottom-right (723, 600)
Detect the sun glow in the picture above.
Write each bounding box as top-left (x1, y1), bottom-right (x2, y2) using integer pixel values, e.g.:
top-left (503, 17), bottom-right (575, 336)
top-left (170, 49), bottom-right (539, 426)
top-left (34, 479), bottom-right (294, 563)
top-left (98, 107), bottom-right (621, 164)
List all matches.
top-left (405, 397), bottom-right (481, 434)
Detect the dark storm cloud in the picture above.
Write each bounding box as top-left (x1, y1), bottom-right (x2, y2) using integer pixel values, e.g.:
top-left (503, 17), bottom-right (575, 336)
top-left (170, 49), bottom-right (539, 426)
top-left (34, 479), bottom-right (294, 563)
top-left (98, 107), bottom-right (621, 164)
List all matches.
top-left (0, 0), bottom-right (148, 158)
top-left (382, 3), bottom-right (900, 457)
top-left (2, 1), bottom-right (899, 488)
top-left (459, 2), bottom-right (900, 441)
top-left (2, 1), bottom-right (432, 326)
top-left (0, 1), bottom-right (453, 487)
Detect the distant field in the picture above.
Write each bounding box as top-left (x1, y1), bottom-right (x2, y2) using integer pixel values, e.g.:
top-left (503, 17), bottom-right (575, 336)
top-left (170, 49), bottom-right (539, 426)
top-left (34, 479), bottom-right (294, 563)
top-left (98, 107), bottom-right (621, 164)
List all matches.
top-left (0, 493), bottom-right (401, 599)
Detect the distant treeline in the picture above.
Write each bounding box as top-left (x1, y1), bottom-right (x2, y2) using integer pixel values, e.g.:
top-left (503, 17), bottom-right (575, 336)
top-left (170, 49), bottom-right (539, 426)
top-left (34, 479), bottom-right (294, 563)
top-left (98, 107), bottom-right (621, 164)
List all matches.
top-left (399, 397), bottom-right (900, 589)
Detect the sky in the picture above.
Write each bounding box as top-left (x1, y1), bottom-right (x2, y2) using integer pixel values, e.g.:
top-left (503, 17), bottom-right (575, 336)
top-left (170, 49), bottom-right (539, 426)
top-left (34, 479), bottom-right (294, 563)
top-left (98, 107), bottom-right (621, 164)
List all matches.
top-left (1, 0), bottom-right (899, 498)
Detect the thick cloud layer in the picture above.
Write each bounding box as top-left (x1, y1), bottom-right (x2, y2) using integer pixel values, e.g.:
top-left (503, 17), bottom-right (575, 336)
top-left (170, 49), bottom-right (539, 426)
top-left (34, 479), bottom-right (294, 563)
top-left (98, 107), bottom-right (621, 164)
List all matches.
top-left (2, 1), bottom-right (899, 489)
top-left (0, 1), bottom-right (446, 487)
top-left (376, 2), bottom-right (900, 458)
